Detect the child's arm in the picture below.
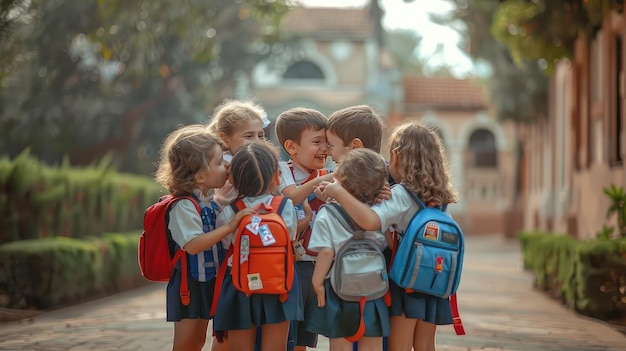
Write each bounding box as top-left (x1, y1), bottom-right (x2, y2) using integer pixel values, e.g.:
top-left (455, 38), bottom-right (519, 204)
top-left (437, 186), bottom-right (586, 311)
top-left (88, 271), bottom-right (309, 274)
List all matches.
top-left (281, 172), bottom-right (334, 205)
top-left (321, 180), bottom-right (382, 231)
top-left (312, 247), bottom-right (334, 308)
top-left (183, 207), bottom-right (254, 255)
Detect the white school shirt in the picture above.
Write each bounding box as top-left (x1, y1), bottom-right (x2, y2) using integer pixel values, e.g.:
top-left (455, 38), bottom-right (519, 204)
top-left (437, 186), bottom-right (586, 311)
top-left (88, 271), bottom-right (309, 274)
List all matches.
top-left (307, 204), bottom-right (387, 253)
top-left (216, 193), bottom-right (298, 266)
top-left (168, 189), bottom-right (217, 249)
top-left (371, 184), bottom-right (422, 235)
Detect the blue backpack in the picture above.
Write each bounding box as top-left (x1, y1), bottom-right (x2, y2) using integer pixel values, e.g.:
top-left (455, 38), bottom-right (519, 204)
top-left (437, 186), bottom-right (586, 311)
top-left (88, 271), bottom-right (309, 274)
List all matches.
top-left (388, 185), bottom-right (464, 299)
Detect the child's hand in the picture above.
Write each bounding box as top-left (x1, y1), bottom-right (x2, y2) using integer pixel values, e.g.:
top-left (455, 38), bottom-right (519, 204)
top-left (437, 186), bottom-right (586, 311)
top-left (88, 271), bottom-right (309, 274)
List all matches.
top-left (320, 180), bottom-right (341, 202)
top-left (312, 280), bottom-right (326, 307)
top-left (296, 199), bottom-right (312, 234)
top-left (373, 181), bottom-right (392, 204)
top-left (229, 207), bottom-right (255, 232)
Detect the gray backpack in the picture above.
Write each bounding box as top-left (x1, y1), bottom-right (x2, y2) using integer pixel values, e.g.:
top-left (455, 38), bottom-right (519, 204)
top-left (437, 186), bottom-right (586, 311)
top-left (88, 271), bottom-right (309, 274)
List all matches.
top-left (324, 202), bottom-right (389, 302)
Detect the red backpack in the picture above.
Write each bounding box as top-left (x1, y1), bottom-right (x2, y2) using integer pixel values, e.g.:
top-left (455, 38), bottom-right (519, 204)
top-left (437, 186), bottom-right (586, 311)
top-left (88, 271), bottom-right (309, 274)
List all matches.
top-left (138, 195), bottom-right (199, 306)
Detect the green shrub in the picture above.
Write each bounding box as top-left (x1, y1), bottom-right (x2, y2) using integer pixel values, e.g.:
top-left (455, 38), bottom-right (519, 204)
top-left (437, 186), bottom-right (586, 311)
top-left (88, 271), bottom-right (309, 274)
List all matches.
top-left (0, 233), bottom-right (144, 310)
top-left (518, 232), bottom-right (626, 320)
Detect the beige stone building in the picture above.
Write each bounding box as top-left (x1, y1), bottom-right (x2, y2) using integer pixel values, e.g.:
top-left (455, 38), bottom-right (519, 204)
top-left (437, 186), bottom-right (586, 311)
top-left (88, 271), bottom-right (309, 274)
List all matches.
top-left (520, 10), bottom-right (626, 239)
top-left (242, 6), bottom-right (520, 236)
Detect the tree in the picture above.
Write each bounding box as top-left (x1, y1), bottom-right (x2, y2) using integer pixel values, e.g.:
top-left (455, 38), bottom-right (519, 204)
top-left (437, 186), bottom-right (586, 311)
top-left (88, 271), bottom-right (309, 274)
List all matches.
top-left (0, 0), bottom-right (290, 173)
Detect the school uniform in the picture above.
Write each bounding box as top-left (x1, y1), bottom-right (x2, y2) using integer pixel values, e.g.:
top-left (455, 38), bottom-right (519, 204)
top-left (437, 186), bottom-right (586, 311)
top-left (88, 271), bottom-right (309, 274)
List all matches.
top-left (306, 205), bottom-right (391, 338)
top-left (213, 194), bottom-right (304, 330)
top-left (166, 191), bottom-right (223, 321)
top-left (278, 160), bottom-right (329, 348)
top-left (372, 184), bottom-right (453, 325)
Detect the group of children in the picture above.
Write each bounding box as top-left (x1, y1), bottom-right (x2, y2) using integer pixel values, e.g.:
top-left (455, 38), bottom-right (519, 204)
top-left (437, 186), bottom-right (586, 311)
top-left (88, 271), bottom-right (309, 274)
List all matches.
top-left (153, 99), bottom-right (458, 351)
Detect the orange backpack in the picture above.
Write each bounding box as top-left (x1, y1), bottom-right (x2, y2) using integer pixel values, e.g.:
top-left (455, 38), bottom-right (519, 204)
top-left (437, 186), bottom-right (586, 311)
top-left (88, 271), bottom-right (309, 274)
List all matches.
top-left (230, 196), bottom-right (295, 301)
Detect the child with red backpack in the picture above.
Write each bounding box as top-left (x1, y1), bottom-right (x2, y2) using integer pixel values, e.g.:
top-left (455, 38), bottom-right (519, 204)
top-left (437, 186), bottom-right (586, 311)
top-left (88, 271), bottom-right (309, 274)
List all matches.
top-left (153, 124), bottom-right (253, 351)
top-left (212, 141), bottom-right (303, 351)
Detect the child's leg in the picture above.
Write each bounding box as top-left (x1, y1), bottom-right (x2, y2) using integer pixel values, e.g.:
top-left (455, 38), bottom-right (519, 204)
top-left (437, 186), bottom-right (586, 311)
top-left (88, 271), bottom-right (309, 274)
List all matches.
top-left (210, 336), bottom-right (228, 351)
top-left (228, 328), bottom-right (257, 351)
top-left (412, 320), bottom-right (436, 351)
top-left (173, 319), bottom-right (209, 351)
top-left (260, 320), bottom-right (290, 351)
top-left (388, 315), bottom-right (417, 351)
top-left (356, 336), bottom-right (383, 351)
top-left (328, 337), bottom-right (353, 351)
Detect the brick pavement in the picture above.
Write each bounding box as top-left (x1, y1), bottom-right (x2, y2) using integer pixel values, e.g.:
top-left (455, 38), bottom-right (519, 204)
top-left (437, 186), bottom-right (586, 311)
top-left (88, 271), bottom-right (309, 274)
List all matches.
top-left (0, 236), bottom-right (625, 350)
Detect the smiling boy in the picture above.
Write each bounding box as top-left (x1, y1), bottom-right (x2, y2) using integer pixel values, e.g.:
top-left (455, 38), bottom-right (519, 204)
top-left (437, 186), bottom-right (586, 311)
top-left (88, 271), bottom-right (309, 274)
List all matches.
top-left (274, 107), bottom-right (334, 351)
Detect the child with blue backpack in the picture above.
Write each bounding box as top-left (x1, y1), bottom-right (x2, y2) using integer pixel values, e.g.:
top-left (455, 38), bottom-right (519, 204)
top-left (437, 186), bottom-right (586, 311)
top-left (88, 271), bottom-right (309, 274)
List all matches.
top-left (320, 121), bottom-right (459, 351)
top-left (153, 124), bottom-right (254, 351)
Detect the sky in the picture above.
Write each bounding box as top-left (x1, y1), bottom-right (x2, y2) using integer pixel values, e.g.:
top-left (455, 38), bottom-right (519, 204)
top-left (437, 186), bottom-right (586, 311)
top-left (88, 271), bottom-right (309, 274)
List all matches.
top-left (295, 0), bottom-right (478, 77)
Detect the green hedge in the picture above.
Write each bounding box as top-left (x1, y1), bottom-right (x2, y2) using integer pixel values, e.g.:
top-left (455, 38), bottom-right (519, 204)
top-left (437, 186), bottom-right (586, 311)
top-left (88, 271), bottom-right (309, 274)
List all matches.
top-left (0, 232), bottom-right (145, 309)
top-left (518, 231), bottom-right (626, 320)
top-left (0, 151), bottom-right (163, 244)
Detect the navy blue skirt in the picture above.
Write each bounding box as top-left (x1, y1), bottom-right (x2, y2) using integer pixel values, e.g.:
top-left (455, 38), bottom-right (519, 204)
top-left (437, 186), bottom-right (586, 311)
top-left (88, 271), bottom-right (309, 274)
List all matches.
top-left (306, 280), bottom-right (390, 338)
top-left (166, 266), bottom-right (216, 321)
top-left (389, 281), bottom-right (453, 325)
top-left (213, 266), bottom-right (303, 330)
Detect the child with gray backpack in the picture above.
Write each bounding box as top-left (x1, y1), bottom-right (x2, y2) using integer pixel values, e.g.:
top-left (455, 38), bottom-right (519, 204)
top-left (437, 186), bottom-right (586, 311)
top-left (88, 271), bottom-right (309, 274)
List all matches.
top-left (307, 148), bottom-right (390, 351)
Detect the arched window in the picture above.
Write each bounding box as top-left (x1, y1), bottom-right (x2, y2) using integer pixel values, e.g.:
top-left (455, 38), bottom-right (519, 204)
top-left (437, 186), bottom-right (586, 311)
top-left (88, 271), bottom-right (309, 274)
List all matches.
top-left (283, 60), bottom-right (324, 80)
top-left (469, 129), bottom-right (497, 168)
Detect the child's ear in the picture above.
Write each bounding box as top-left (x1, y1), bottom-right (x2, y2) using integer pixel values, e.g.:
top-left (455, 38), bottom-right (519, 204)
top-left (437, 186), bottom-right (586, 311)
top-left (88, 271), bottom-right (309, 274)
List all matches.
top-left (350, 138), bottom-right (364, 149)
top-left (284, 140), bottom-right (297, 156)
top-left (271, 170), bottom-right (281, 186)
top-left (194, 171), bottom-right (206, 185)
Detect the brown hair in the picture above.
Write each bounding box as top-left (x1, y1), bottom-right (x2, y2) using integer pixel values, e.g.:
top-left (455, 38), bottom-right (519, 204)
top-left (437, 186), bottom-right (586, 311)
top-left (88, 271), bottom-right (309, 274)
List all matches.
top-left (389, 121), bottom-right (457, 205)
top-left (230, 141), bottom-right (281, 197)
top-left (207, 99), bottom-right (266, 137)
top-left (274, 107), bottom-right (327, 149)
top-left (326, 105), bottom-right (384, 152)
top-left (333, 148), bottom-right (388, 205)
top-left (155, 124), bottom-right (224, 196)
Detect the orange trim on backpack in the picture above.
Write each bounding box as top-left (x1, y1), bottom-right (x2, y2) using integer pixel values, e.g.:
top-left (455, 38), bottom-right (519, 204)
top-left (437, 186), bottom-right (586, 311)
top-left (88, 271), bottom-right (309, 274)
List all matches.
top-left (344, 296), bottom-right (367, 343)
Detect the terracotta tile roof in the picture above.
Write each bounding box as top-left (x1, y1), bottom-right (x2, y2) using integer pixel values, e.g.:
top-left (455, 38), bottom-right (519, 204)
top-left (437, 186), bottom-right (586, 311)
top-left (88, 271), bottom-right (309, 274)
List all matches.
top-left (403, 76), bottom-right (486, 109)
top-left (282, 7), bottom-right (372, 38)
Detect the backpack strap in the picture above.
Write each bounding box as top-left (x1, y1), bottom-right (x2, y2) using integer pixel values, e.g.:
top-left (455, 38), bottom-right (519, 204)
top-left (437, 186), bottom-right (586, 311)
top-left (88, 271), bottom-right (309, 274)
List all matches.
top-left (210, 245), bottom-right (233, 318)
top-left (450, 293), bottom-right (466, 335)
top-left (322, 202), bottom-right (364, 240)
top-left (169, 195), bottom-right (200, 306)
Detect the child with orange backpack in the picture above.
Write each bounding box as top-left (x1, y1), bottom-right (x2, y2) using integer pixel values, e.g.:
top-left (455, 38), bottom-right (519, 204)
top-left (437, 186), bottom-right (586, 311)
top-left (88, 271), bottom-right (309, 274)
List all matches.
top-left (152, 124), bottom-right (253, 351)
top-left (212, 141), bottom-right (303, 351)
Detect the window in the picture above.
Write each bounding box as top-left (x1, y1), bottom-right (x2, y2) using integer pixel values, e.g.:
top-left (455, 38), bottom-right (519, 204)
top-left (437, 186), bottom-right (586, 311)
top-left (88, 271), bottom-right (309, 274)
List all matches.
top-left (282, 60), bottom-right (324, 80)
top-left (468, 129), bottom-right (497, 168)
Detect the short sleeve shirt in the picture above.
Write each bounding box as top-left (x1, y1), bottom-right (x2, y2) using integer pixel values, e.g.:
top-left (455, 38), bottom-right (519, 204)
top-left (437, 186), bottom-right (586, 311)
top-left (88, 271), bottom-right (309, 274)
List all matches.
top-left (371, 184), bottom-right (421, 234)
top-left (308, 205), bottom-right (387, 253)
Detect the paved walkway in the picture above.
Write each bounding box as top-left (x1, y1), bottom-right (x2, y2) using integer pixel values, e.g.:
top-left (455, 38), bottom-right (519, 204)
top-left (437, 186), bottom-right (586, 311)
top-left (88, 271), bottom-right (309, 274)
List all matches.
top-left (1, 236), bottom-right (625, 351)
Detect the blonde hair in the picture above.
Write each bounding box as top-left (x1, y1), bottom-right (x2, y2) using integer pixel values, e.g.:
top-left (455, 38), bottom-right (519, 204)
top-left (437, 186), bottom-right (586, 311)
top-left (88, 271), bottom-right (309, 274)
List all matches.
top-left (390, 121), bottom-right (457, 205)
top-left (154, 124), bottom-right (223, 196)
top-left (207, 99), bottom-right (266, 138)
top-left (334, 148), bottom-right (388, 205)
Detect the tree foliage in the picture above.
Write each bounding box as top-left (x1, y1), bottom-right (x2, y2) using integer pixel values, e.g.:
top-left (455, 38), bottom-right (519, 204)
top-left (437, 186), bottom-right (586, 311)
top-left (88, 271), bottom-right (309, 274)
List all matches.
top-left (0, 0), bottom-right (291, 173)
top-left (490, 0), bottom-right (622, 73)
